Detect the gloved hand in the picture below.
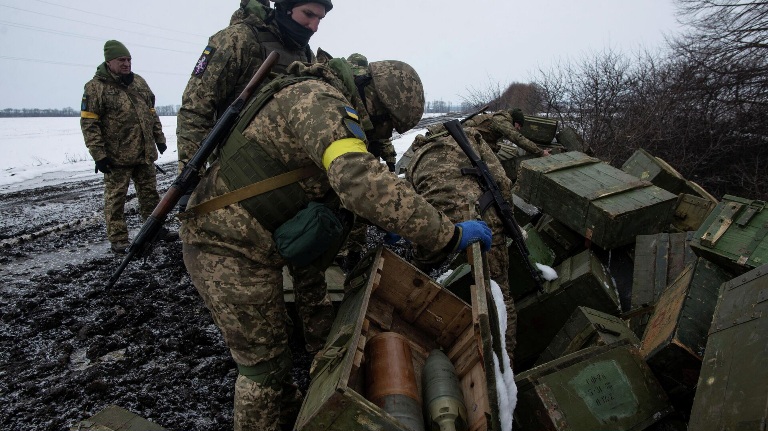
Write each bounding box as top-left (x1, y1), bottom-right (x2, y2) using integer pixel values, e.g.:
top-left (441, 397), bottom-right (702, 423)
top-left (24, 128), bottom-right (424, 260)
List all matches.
top-left (455, 220), bottom-right (492, 252)
top-left (94, 157), bottom-right (113, 174)
top-left (157, 142), bottom-right (167, 154)
top-left (386, 161), bottom-right (396, 172)
top-left (383, 231), bottom-right (401, 245)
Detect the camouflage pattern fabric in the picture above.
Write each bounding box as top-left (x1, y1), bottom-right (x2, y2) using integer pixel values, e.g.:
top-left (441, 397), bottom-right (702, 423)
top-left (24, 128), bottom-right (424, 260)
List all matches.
top-left (80, 63), bottom-right (165, 245)
top-left (406, 126), bottom-right (518, 360)
top-left (286, 263), bottom-right (334, 352)
top-left (463, 111), bottom-right (544, 156)
top-left (176, 6), bottom-right (315, 171)
top-left (80, 64), bottom-right (165, 166)
top-left (180, 62), bottom-right (450, 428)
top-left (103, 165), bottom-right (160, 243)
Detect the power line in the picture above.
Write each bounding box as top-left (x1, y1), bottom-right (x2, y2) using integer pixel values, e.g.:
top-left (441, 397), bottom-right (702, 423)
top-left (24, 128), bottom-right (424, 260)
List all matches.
top-left (31, 0), bottom-right (210, 39)
top-left (0, 4), bottom-right (203, 46)
top-left (0, 55), bottom-right (191, 77)
top-left (0, 20), bottom-right (197, 55)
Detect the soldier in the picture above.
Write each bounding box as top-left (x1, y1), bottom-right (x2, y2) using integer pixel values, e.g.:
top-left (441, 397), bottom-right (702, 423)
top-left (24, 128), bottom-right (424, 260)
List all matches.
top-left (462, 108), bottom-right (551, 157)
top-left (80, 40), bottom-right (176, 254)
top-left (177, 0), bottom-right (334, 356)
top-left (179, 59), bottom-right (492, 430)
top-left (406, 124), bottom-right (519, 362)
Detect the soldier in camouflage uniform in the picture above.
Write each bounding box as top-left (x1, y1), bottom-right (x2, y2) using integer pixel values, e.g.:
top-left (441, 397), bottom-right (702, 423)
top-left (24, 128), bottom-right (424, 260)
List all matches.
top-left (80, 40), bottom-right (171, 254)
top-left (180, 59), bottom-right (492, 431)
top-left (406, 124), bottom-right (519, 362)
top-left (177, 0), bottom-right (334, 357)
top-left (462, 108), bottom-right (551, 157)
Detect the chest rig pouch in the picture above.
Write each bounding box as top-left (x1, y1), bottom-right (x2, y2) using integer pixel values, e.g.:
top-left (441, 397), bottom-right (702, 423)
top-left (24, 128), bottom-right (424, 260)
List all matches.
top-left (216, 74), bottom-right (351, 268)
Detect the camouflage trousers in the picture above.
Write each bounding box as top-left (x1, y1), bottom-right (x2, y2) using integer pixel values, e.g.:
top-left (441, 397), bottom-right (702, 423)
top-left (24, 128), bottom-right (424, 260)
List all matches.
top-left (102, 164), bottom-right (159, 243)
top-left (183, 243), bottom-right (303, 431)
top-left (286, 263), bottom-right (335, 353)
top-left (486, 244), bottom-right (518, 365)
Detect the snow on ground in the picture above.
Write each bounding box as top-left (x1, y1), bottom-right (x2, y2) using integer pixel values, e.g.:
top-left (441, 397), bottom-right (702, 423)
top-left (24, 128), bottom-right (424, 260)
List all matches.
top-left (0, 114), bottom-right (445, 193)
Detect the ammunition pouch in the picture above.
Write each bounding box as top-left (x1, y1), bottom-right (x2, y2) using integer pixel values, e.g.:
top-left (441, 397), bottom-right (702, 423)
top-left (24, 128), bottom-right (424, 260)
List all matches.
top-left (236, 350), bottom-right (292, 389)
top-left (273, 201), bottom-right (343, 267)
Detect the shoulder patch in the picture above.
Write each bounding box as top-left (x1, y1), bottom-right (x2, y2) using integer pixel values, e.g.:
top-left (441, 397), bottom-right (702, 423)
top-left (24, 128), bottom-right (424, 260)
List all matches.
top-left (192, 45), bottom-right (216, 77)
top-left (80, 94), bottom-right (88, 111)
top-left (343, 106), bottom-right (359, 121)
top-left (344, 118), bottom-right (367, 141)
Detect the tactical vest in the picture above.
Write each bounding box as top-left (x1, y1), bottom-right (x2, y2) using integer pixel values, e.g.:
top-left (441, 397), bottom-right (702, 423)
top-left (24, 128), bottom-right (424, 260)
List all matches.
top-left (218, 75), bottom-right (318, 232)
top-left (249, 22), bottom-right (313, 75)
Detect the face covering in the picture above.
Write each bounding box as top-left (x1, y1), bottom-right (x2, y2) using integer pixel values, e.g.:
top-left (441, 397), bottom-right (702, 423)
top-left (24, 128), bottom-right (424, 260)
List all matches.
top-left (274, 6), bottom-right (314, 47)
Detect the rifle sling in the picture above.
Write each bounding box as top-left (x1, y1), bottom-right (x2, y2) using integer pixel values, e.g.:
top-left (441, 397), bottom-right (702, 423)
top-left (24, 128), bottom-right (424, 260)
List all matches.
top-left (181, 165), bottom-right (322, 218)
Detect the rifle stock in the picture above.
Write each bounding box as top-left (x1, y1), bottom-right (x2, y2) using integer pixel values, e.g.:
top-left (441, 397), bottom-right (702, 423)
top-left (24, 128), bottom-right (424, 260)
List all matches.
top-left (106, 51), bottom-right (281, 289)
top-left (443, 119), bottom-right (545, 291)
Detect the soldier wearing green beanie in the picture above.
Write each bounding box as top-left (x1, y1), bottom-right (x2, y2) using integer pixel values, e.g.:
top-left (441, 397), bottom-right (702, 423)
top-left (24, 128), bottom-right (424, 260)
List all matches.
top-left (103, 40), bottom-right (131, 62)
top-left (80, 40), bottom-right (176, 254)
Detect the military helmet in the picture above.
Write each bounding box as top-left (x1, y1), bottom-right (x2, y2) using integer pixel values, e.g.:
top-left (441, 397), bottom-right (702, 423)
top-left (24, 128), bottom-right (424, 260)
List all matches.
top-left (273, 0), bottom-right (333, 12)
top-left (347, 53), bottom-right (368, 67)
top-left (368, 60), bottom-right (425, 134)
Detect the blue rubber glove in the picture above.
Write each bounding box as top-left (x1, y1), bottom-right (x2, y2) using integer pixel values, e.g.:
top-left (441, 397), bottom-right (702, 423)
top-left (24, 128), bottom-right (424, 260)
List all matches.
top-left (383, 231), bottom-right (402, 245)
top-left (455, 220), bottom-right (492, 252)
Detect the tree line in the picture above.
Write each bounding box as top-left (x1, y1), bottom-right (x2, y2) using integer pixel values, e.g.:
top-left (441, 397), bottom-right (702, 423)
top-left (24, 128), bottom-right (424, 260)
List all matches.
top-left (0, 105), bottom-right (181, 118)
top-left (462, 0), bottom-right (767, 201)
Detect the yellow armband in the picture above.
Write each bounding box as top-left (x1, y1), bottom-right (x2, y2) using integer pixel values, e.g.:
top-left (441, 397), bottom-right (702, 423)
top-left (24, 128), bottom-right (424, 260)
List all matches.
top-left (322, 138), bottom-right (367, 170)
top-left (80, 111), bottom-right (99, 120)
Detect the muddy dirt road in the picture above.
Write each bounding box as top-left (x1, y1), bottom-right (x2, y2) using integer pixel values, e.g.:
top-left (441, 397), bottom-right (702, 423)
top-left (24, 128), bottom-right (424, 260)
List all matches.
top-left (0, 163), bottom-right (252, 430)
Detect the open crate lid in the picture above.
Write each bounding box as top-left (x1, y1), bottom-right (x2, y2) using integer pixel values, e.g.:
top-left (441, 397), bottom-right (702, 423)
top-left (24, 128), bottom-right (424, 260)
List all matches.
top-left (296, 244), bottom-right (504, 431)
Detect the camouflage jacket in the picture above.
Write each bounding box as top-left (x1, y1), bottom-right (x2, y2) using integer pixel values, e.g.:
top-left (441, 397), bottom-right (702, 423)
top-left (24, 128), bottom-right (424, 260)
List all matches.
top-left (463, 111), bottom-right (543, 156)
top-left (180, 62), bottom-right (455, 263)
top-left (175, 7), bottom-right (316, 168)
top-left (406, 126), bottom-right (513, 264)
top-left (80, 63), bottom-right (165, 166)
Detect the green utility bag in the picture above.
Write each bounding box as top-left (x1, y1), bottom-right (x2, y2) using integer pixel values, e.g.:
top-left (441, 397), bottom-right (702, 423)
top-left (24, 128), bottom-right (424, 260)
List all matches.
top-left (273, 202), bottom-right (343, 268)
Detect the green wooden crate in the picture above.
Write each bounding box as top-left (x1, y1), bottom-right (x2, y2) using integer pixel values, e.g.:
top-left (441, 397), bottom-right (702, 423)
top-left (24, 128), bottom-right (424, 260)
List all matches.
top-left (639, 257), bottom-right (731, 400)
top-left (671, 194), bottom-right (717, 233)
top-left (508, 224), bottom-right (556, 300)
top-left (621, 148), bottom-right (689, 195)
top-left (296, 246), bottom-right (502, 431)
top-left (534, 213), bottom-right (587, 266)
top-left (628, 232), bottom-right (697, 337)
top-left (688, 264), bottom-right (768, 431)
top-left (515, 341), bottom-right (672, 431)
top-left (518, 152), bottom-right (678, 250)
top-left (555, 125), bottom-right (592, 154)
top-left (691, 194), bottom-right (768, 274)
top-left (536, 306), bottom-right (641, 366)
top-left (521, 115), bottom-right (558, 145)
top-left (69, 405), bottom-right (167, 431)
top-left (514, 249), bottom-right (621, 371)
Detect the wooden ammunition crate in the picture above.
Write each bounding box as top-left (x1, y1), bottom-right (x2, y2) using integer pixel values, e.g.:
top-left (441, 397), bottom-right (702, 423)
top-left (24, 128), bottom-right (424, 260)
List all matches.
top-left (671, 193), bottom-right (717, 233)
top-left (691, 194), bottom-right (768, 274)
top-left (514, 249), bottom-right (621, 371)
top-left (621, 148), bottom-right (689, 195)
top-left (508, 224), bottom-right (556, 300)
top-left (521, 115), bottom-right (558, 145)
top-left (555, 126), bottom-right (592, 154)
top-left (517, 152), bottom-right (678, 250)
top-left (515, 341), bottom-right (672, 431)
top-left (536, 306), bottom-right (640, 366)
top-left (640, 257), bottom-right (731, 397)
top-left (534, 213), bottom-right (587, 266)
top-left (295, 246), bottom-right (503, 431)
top-left (69, 405), bottom-right (167, 431)
top-left (688, 264), bottom-right (768, 431)
top-left (628, 232), bottom-right (697, 336)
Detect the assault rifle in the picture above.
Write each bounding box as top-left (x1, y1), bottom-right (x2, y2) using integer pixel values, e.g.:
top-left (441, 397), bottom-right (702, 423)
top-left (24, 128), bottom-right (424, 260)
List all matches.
top-left (443, 119), bottom-right (545, 291)
top-left (106, 51), bottom-right (281, 289)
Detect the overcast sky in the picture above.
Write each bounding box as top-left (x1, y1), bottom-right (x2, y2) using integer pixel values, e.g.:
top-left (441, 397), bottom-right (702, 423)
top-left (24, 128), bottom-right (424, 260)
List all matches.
top-left (0, 0), bottom-right (682, 110)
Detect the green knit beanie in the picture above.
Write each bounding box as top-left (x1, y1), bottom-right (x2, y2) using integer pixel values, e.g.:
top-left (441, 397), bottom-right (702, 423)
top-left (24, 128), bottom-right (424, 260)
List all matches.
top-left (510, 108), bottom-right (525, 127)
top-left (104, 40), bottom-right (131, 62)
